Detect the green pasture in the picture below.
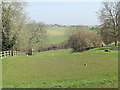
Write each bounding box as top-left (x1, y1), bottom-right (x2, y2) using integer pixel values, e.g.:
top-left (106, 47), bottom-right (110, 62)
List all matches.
top-left (44, 26), bottom-right (100, 44)
top-left (45, 27), bottom-right (69, 44)
top-left (2, 46), bottom-right (118, 88)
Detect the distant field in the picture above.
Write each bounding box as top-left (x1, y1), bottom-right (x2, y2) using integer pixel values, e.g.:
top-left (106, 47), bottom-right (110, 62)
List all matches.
top-left (45, 26), bottom-right (99, 44)
top-left (45, 27), bottom-right (69, 44)
top-left (2, 46), bottom-right (118, 88)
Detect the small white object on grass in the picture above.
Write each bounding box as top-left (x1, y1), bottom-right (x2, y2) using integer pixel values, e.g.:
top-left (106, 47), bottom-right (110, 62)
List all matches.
top-left (104, 49), bottom-right (111, 52)
top-left (84, 64), bottom-right (87, 67)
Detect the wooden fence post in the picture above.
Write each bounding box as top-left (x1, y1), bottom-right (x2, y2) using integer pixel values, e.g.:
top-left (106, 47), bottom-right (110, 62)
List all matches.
top-left (10, 51), bottom-right (12, 56)
top-left (16, 51), bottom-right (17, 56)
top-left (4, 51), bottom-right (7, 57)
top-left (7, 51), bottom-right (9, 56)
top-left (2, 52), bottom-right (4, 58)
top-left (15, 51), bottom-right (16, 56)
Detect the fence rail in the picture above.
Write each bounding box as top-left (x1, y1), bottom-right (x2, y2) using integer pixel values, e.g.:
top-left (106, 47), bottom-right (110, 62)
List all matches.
top-left (0, 51), bottom-right (18, 58)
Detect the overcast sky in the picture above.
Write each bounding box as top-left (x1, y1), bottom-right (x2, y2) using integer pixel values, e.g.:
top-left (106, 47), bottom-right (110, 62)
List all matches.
top-left (25, 2), bottom-right (102, 25)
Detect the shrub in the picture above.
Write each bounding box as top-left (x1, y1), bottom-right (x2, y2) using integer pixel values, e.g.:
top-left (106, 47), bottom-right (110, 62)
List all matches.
top-left (38, 41), bottom-right (69, 52)
top-left (20, 46), bottom-right (33, 55)
top-left (68, 30), bottom-right (103, 52)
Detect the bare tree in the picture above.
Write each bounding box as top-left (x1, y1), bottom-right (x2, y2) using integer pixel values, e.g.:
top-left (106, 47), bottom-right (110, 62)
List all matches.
top-left (25, 21), bottom-right (47, 55)
top-left (98, 1), bottom-right (120, 46)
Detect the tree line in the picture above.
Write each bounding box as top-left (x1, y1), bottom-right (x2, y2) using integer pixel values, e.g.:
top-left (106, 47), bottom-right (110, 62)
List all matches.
top-left (0, 1), bottom-right (47, 55)
top-left (68, 1), bottom-right (120, 52)
top-left (0, 1), bottom-right (120, 54)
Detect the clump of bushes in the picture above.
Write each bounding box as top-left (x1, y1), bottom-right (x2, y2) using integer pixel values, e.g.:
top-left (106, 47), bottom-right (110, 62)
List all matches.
top-left (67, 30), bottom-right (103, 52)
top-left (19, 46), bottom-right (33, 55)
top-left (38, 41), bottom-right (69, 52)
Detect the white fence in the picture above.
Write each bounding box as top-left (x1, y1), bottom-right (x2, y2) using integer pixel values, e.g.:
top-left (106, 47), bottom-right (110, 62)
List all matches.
top-left (0, 51), bottom-right (18, 58)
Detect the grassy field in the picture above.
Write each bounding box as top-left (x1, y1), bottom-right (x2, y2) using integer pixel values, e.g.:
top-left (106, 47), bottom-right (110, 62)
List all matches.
top-left (45, 26), bottom-right (100, 44)
top-left (45, 27), bottom-right (69, 44)
top-left (1, 27), bottom-right (119, 88)
top-left (2, 46), bottom-right (118, 88)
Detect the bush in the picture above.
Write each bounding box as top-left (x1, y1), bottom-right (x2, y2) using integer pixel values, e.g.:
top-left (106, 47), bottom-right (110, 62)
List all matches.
top-left (38, 41), bottom-right (69, 52)
top-left (68, 30), bottom-right (103, 52)
top-left (20, 46), bottom-right (33, 55)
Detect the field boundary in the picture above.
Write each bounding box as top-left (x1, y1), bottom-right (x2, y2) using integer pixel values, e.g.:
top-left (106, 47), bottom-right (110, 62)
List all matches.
top-left (0, 51), bottom-right (18, 58)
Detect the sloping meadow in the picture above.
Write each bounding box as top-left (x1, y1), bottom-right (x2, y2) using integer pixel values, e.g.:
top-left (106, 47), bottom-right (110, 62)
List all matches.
top-left (2, 47), bottom-right (118, 88)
